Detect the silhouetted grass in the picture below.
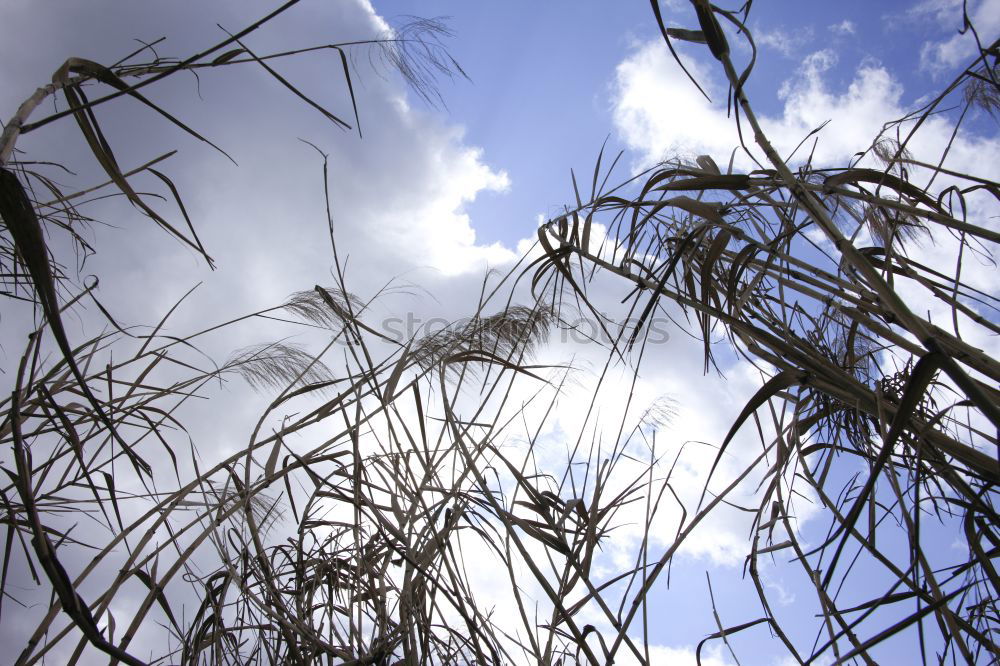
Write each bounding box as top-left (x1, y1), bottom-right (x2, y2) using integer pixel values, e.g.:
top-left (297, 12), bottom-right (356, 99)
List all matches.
top-left (1, 2), bottom-right (997, 664)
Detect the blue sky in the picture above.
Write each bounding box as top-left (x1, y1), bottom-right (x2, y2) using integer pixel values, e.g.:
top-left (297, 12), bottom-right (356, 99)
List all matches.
top-left (1, 0), bottom-right (998, 663)
top-left (367, 0), bottom-right (999, 249)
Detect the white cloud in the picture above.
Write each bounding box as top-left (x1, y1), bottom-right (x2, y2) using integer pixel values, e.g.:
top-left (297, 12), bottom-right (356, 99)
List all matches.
top-left (917, 0), bottom-right (1000, 72)
top-left (613, 43), bottom-right (912, 170)
top-left (770, 51), bottom-right (905, 164)
top-left (0, 1), bottom-right (529, 657)
top-left (613, 43), bottom-right (740, 167)
top-left (611, 35), bottom-right (1000, 400)
top-left (759, 565), bottom-right (797, 606)
top-left (330, 114), bottom-right (515, 276)
top-left (614, 38), bottom-right (1000, 188)
top-left (754, 25), bottom-right (815, 57)
top-left (0, 0), bottom-right (528, 361)
top-left (829, 19), bottom-right (856, 36)
top-left (909, 0), bottom-right (964, 22)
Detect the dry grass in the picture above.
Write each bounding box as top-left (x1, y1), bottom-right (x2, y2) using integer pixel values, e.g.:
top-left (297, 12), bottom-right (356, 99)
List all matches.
top-left (0, 1), bottom-right (997, 664)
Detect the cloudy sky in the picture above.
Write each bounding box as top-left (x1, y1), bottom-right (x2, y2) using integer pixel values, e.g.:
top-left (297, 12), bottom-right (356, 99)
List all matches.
top-left (2, 0), bottom-right (998, 663)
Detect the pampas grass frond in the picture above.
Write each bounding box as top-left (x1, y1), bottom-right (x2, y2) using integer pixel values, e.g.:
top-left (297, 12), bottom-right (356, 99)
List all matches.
top-left (410, 304), bottom-right (554, 370)
top-left (226, 342), bottom-right (334, 392)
